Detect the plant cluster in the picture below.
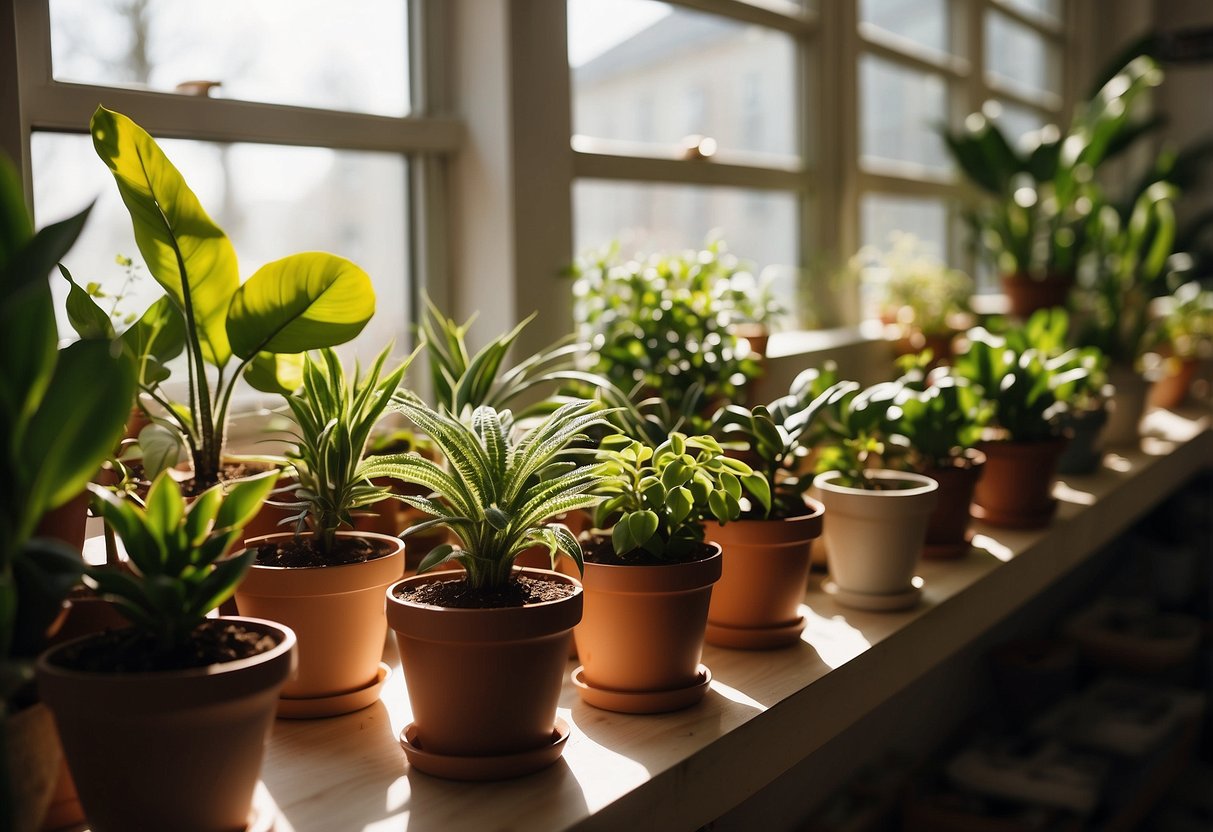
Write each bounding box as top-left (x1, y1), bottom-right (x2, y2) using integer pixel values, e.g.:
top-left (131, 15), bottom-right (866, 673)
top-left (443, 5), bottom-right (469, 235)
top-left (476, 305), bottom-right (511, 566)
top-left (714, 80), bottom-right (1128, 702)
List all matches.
top-left (887, 353), bottom-right (991, 471)
top-left (811, 381), bottom-right (905, 489)
top-left (865, 232), bottom-right (973, 335)
top-left (593, 433), bottom-right (769, 562)
top-left (86, 471), bottom-right (277, 653)
top-left (1158, 280), bottom-right (1213, 359)
top-left (384, 394), bottom-right (608, 588)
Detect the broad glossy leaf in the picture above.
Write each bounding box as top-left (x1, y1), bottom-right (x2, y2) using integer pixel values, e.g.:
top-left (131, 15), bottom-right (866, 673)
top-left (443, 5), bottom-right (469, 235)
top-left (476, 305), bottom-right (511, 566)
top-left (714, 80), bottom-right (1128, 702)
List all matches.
top-left (60, 265), bottom-right (115, 339)
top-left (243, 351), bottom-right (305, 395)
top-left (138, 423), bottom-right (185, 479)
top-left (122, 296), bottom-right (185, 383)
top-left (225, 252), bottom-right (374, 359)
top-left (91, 107), bottom-right (238, 366)
top-left (144, 471), bottom-right (184, 539)
top-left (212, 469), bottom-right (278, 532)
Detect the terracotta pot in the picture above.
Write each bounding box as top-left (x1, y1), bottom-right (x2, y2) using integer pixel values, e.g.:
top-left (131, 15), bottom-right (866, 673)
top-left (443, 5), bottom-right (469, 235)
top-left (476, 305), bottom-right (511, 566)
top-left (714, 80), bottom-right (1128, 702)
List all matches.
top-left (33, 489), bottom-right (91, 554)
top-left (1104, 365), bottom-right (1150, 447)
top-left (123, 405), bottom-right (151, 441)
top-left (702, 499), bottom-right (824, 649)
top-left (36, 617), bottom-right (296, 832)
top-left (922, 450), bottom-right (985, 559)
top-left (3, 703), bottom-right (62, 832)
top-left (386, 567), bottom-right (581, 777)
top-left (813, 471), bottom-right (938, 608)
top-left (1057, 406), bottom-right (1108, 475)
top-left (235, 531), bottom-right (404, 715)
top-left (972, 439), bottom-right (1067, 529)
top-left (1000, 272), bottom-right (1073, 319)
top-left (731, 322), bottom-right (770, 358)
top-left (1149, 356), bottom-right (1199, 411)
top-left (573, 543), bottom-right (721, 712)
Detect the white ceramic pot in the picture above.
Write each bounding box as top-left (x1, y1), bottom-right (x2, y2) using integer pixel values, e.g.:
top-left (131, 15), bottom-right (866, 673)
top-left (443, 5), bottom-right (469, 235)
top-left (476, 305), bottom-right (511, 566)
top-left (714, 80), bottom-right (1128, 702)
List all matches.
top-left (1104, 365), bottom-right (1150, 447)
top-left (812, 470), bottom-right (938, 598)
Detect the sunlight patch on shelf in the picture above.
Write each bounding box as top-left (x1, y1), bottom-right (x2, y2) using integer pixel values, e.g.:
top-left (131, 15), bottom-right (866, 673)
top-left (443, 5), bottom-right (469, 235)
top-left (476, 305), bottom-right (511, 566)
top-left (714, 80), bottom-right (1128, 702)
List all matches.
top-left (801, 605), bottom-right (872, 669)
top-left (1104, 453), bottom-right (1133, 473)
top-left (1053, 480), bottom-right (1096, 506)
top-left (385, 776), bottom-right (410, 813)
top-left (971, 534), bottom-right (1014, 562)
top-left (709, 680), bottom-right (766, 713)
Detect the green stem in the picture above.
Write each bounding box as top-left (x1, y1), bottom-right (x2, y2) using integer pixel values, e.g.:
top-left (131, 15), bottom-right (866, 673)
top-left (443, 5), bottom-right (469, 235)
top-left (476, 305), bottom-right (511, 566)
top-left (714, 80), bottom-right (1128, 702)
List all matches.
top-left (168, 242), bottom-right (217, 487)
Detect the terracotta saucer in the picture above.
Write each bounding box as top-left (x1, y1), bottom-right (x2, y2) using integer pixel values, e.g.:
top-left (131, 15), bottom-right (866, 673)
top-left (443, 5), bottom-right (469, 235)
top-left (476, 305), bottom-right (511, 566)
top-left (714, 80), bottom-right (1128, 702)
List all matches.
top-left (571, 665), bottom-right (712, 714)
top-left (276, 662), bottom-right (391, 719)
top-left (399, 718), bottom-right (570, 781)
top-left (971, 499), bottom-right (1057, 529)
top-left (705, 616), bottom-right (806, 650)
top-left (823, 580), bottom-right (922, 612)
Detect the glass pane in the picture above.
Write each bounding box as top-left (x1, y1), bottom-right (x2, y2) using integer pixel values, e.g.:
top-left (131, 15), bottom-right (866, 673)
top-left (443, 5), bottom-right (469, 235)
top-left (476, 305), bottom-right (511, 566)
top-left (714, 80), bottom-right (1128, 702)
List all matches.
top-left (859, 194), bottom-right (950, 318)
top-left (32, 133), bottom-right (410, 367)
top-left (573, 180), bottom-right (800, 313)
top-left (860, 55), bottom-right (951, 173)
top-left (568, 0), bottom-right (800, 161)
top-left (50, 0), bottom-right (410, 117)
top-left (989, 100), bottom-right (1055, 148)
top-left (985, 11), bottom-right (1059, 97)
top-left (999, 0), bottom-right (1061, 23)
top-left (860, 0), bottom-right (949, 55)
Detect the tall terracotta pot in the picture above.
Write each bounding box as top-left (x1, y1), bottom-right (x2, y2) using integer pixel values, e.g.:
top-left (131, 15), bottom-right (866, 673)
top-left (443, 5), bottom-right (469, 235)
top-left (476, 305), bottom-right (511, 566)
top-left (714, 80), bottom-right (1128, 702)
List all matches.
top-left (813, 470), bottom-right (938, 611)
top-left (236, 531), bottom-right (404, 717)
top-left (3, 703), bottom-right (61, 832)
top-left (1001, 273), bottom-right (1073, 319)
top-left (35, 617), bottom-right (296, 832)
top-left (703, 499), bottom-right (824, 649)
top-left (573, 543), bottom-right (722, 713)
top-left (922, 450), bottom-right (985, 559)
top-left (972, 439), bottom-right (1067, 529)
top-left (386, 567), bottom-right (582, 780)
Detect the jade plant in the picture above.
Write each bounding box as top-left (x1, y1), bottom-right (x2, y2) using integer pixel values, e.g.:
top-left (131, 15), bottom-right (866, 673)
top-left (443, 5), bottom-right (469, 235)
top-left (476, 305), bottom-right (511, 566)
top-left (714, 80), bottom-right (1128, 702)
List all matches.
top-left (0, 154), bottom-right (137, 730)
top-left (86, 470), bottom-right (277, 655)
top-left (272, 346), bottom-right (415, 555)
top-left (384, 393), bottom-right (609, 587)
top-left (91, 106), bottom-right (375, 489)
top-left (593, 433), bottom-right (769, 562)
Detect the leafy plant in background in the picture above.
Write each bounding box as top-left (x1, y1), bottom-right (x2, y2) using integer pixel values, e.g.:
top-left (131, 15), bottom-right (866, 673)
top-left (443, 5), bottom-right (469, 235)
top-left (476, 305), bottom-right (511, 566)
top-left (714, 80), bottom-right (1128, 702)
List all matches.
top-left (91, 106), bottom-right (376, 488)
top-left (568, 240), bottom-right (764, 423)
top-left (87, 471), bottom-right (276, 653)
top-left (1158, 280), bottom-right (1213, 360)
top-left (886, 354), bottom-right (991, 471)
top-left (0, 155), bottom-right (137, 723)
top-left (865, 232), bottom-right (973, 335)
top-left (271, 346), bottom-right (415, 555)
top-left (593, 433), bottom-right (769, 562)
top-left (811, 381), bottom-right (905, 489)
top-left (384, 394), bottom-right (608, 587)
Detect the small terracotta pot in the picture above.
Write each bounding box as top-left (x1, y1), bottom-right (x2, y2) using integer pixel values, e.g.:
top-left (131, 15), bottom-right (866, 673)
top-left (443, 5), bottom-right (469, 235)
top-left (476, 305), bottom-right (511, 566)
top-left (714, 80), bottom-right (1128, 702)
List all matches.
top-left (1057, 406), bottom-right (1108, 475)
top-left (123, 405), bottom-right (151, 441)
top-left (972, 439), bottom-right (1067, 529)
top-left (386, 568), bottom-right (582, 774)
top-left (36, 617), bottom-right (296, 832)
top-left (3, 703), bottom-right (61, 832)
top-left (922, 451), bottom-right (985, 559)
top-left (702, 499), bottom-right (824, 649)
top-left (574, 543), bottom-right (721, 710)
top-left (1001, 272), bottom-right (1073, 319)
top-left (813, 470), bottom-right (938, 606)
top-left (1105, 365), bottom-right (1150, 446)
top-left (1149, 357), bottom-right (1199, 410)
top-left (236, 532), bottom-right (404, 713)
top-left (33, 489), bottom-right (91, 554)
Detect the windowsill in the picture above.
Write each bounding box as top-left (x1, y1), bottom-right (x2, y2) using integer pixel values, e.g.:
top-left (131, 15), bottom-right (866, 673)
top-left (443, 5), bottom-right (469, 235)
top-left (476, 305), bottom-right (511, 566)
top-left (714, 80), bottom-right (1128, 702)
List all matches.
top-left (242, 407), bottom-right (1212, 832)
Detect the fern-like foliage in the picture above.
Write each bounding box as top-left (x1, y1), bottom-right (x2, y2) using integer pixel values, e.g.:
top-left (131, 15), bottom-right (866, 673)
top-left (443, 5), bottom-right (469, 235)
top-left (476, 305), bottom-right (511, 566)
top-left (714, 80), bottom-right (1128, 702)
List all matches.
top-left (383, 392), bottom-right (610, 589)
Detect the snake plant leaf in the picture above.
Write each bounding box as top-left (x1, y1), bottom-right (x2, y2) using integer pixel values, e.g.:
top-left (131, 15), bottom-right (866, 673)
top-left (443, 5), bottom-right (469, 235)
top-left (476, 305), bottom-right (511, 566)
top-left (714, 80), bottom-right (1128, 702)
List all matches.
top-left (60, 265), bottom-right (115, 340)
top-left (20, 339), bottom-right (136, 519)
top-left (417, 543), bottom-right (456, 574)
top-left (91, 106), bottom-right (238, 367)
top-left (225, 252), bottom-right (374, 359)
top-left (243, 351), bottom-right (305, 395)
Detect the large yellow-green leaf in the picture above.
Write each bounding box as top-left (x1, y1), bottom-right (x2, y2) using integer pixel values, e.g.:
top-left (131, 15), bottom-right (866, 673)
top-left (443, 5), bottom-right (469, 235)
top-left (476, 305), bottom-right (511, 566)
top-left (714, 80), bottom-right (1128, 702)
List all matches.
top-left (243, 351), bottom-right (305, 395)
top-left (225, 252), bottom-right (374, 359)
top-left (90, 107), bottom-right (238, 367)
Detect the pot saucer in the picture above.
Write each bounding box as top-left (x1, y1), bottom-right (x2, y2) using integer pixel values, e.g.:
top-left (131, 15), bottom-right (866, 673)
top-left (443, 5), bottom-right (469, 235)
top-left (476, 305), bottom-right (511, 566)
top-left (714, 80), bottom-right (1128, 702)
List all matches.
top-left (971, 499), bottom-right (1057, 529)
top-left (276, 662), bottom-right (391, 719)
top-left (823, 580), bottom-right (922, 612)
top-left (705, 616), bottom-right (806, 650)
top-left (399, 718), bottom-right (570, 781)
top-left (571, 665), bottom-right (712, 714)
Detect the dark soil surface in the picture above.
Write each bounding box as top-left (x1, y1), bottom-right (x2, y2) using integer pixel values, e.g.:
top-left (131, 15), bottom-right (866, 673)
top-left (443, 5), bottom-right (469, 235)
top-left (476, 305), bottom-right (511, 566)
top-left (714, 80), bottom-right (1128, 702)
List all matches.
top-left (395, 575), bottom-right (578, 609)
top-left (51, 620), bottom-right (280, 673)
top-left (254, 535), bottom-right (395, 568)
top-left (582, 536), bottom-right (717, 567)
top-left (128, 461), bottom-right (277, 499)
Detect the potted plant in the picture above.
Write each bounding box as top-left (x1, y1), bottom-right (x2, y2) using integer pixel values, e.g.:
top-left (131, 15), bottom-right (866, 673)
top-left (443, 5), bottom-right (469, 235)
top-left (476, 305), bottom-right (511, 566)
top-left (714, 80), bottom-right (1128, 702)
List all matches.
top-left (703, 376), bottom-right (828, 649)
top-left (36, 470), bottom-right (293, 832)
top-left (382, 393), bottom-right (606, 779)
top-left (1148, 280), bottom-right (1213, 409)
top-left (887, 354), bottom-right (991, 558)
top-left (952, 315), bottom-right (1090, 528)
top-left (810, 382), bottom-right (939, 611)
top-left (90, 106), bottom-right (375, 492)
top-left (575, 432), bottom-right (764, 711)
top-left (235, 347), bottom-right (409, 718)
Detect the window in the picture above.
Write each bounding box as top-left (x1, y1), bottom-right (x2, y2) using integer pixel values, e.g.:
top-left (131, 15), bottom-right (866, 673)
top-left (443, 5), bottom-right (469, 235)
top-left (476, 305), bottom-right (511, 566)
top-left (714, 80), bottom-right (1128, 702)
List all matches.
top-left (5, 0), bottom-right (461, 371)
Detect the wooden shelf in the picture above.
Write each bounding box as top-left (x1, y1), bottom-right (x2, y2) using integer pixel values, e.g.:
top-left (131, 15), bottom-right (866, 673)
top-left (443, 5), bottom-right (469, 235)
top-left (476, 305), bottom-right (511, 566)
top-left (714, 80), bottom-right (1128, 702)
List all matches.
top-left (85, 410), bottom-right (1213, 832)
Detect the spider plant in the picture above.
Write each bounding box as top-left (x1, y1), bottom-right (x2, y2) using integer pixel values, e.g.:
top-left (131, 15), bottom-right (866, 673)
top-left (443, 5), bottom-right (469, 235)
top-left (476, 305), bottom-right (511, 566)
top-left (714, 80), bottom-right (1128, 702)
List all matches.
top-left (384, 393), bottom-right (609, 588)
